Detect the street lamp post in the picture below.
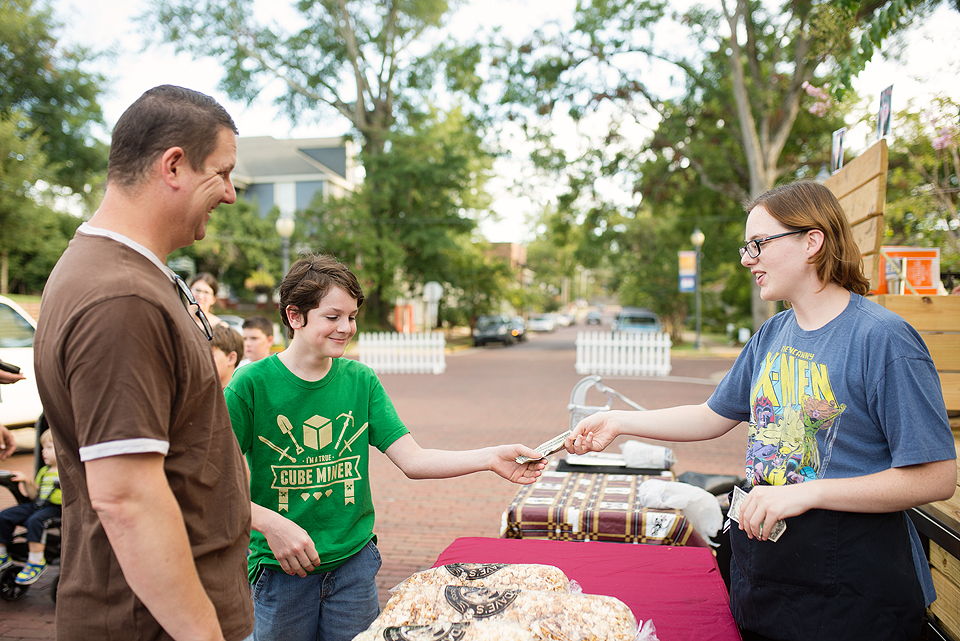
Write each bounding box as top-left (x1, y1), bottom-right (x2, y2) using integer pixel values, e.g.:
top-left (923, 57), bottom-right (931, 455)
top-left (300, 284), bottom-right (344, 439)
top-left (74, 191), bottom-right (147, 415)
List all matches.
top-left (690, 227), bottom-right (705, 350)
top-left (276, 216), bottom-right (296, 277)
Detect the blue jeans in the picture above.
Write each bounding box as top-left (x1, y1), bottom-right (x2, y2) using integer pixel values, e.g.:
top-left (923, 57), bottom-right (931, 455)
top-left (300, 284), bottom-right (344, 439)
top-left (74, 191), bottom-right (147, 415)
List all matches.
top-left (252, 539), bottom-right (382, 641)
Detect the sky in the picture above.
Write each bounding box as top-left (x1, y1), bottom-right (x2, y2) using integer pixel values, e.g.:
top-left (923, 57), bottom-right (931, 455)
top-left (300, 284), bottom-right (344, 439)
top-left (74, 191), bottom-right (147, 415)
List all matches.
top-left (53, 0), bottom-right (960, 244)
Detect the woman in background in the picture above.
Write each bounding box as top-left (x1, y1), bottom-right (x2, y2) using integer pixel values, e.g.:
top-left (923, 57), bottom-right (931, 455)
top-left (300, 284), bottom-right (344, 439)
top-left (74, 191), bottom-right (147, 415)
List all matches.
top-left (188, 272), bottom-right (223, 329)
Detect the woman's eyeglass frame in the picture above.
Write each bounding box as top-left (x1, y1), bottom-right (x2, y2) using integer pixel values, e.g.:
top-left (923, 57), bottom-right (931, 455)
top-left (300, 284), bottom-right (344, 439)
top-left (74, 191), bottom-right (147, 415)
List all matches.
top-left (173, 274), bottom-right (214, 340)
top-left (738, 229), bottom-right (813, 259)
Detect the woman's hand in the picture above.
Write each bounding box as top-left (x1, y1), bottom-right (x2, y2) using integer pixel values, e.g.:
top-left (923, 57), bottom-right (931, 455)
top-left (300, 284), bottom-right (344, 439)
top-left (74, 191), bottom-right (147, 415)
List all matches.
top-left (737, 483), bottom-right (818, 541)
top-left (564, 411), bottom-right (623, 455)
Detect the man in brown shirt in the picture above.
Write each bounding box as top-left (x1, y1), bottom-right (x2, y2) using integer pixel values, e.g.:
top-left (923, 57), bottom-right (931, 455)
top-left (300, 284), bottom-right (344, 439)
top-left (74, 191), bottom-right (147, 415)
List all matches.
top-left (34, 85), bottom-right (254, 641)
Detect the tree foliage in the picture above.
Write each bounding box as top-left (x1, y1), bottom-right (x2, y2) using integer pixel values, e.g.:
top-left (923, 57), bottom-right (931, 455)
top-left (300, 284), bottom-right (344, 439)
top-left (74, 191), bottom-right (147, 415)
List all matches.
top-left (145, 0), bottom-right (503, 327)
top-left (0, 111), bottom-right (81, 294)
top-left (0, 0), bottom-right (108, 195)
top-left (491, 0), bottom-right (929, 329)
top-left (289, 107), bottom-right (497, 326)
top-left (885, 95), bottom-right (960, 273)
top-left (168, 198), bottom-right (283, 300)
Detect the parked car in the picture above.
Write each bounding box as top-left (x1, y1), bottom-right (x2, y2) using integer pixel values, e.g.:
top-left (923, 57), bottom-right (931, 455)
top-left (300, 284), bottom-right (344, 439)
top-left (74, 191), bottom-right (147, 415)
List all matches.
top-left (473, 314), bottom-right (515, 347)
top-left (0, 296), bottom-right (43, 429)
top-left (612, 307), bottom-right (662, 333)
top-left (549, 312), bottom-right (575, 327)
top-left (510, 316), bottom-right (527, 342)
top-left (586, 310), bottom-right (603, 325)
top-left (218, 314), bottom-right (245, 335)
top-left (526, 314), bottom-right (557, 333)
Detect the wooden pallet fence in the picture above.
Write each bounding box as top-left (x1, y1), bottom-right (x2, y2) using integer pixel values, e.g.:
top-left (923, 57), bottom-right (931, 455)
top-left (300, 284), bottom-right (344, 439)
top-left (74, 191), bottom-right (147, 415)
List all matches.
top-left (575, 331), bottom-right (672, 377)
top-left (357, 331), bottom-right (447, 375)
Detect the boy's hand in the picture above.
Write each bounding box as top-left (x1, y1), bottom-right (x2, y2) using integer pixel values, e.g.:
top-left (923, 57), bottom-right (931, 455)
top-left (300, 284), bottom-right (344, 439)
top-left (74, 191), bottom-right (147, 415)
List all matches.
top-left (260, 510), bottom-right (322, 577)
top-left (10, 471), bottom-right (28, 483)
top-left (491, 445), bottom-right (547, 484)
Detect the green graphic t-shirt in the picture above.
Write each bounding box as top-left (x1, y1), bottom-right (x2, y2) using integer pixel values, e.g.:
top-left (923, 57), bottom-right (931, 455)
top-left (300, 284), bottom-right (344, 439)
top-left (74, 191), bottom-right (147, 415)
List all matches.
top-left (226, 355), bottom-right (408, 582)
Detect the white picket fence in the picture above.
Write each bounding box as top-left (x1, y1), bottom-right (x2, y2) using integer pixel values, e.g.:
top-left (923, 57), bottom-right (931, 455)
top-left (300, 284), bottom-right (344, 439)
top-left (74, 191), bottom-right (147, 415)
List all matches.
top-left (575, 331), bottom-right (672, 377)
top-left (357, 331), bottom-right (447, 374)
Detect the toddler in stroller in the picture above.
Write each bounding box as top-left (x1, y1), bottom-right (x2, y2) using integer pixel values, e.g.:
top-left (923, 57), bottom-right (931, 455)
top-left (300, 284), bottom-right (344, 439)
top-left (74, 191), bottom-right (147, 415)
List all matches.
top-left (0, 420), bottom-right (61, 601)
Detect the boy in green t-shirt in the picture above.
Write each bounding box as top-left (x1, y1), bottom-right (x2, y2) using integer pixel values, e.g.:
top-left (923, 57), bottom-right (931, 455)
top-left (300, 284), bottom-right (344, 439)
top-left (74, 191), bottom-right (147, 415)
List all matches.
top-left (225, 253), bottom-right (546, 641)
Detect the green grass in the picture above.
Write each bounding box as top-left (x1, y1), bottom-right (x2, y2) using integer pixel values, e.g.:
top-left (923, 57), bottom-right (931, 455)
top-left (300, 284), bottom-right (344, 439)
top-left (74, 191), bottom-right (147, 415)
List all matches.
top-left (5, 294), bottom-right (42, 306)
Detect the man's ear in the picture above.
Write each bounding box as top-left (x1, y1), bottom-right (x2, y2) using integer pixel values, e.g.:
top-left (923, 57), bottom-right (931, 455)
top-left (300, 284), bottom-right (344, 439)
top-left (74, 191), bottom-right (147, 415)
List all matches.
top-left (160, 147), bottom-right (187, 188)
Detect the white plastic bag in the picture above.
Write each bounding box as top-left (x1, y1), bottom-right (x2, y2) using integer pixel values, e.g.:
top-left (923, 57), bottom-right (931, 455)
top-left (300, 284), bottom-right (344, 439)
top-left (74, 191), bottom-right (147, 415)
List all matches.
top-left (636, 478), bottom-right (722, 545)
top-left (634, 619), bottom-right (660, 641)
top-left (619, 440), bottom-right (677, 470)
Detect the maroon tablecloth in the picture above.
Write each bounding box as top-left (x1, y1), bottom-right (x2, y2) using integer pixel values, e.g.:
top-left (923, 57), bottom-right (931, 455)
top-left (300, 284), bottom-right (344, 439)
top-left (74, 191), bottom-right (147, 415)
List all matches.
top-left (433, 537), bottom-right (741, 641)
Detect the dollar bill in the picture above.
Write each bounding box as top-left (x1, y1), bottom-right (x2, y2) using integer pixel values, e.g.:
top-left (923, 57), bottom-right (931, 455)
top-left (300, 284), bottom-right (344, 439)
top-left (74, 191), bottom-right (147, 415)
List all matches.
top-left (515, 430), bottom-right (573, 464)
top-left (727, 485), bottom-right (786, 542)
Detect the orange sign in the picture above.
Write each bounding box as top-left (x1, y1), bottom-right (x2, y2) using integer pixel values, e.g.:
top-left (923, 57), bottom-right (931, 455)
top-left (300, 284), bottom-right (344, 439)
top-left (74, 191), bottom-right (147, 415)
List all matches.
top-left (872, 246), bottom-right (940, 295)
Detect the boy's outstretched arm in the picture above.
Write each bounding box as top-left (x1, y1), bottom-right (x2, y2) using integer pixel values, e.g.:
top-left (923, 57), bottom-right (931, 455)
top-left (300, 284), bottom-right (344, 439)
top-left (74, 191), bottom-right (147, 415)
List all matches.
top-left (385, 434), bottom-right (547, 484)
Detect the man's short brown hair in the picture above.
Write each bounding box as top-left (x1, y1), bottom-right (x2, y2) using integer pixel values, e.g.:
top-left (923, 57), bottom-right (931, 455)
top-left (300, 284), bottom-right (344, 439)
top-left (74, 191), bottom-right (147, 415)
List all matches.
top-left (279, 254), bottom-right (364, 339)
top-left (108, 85), bottom-right (238, 189)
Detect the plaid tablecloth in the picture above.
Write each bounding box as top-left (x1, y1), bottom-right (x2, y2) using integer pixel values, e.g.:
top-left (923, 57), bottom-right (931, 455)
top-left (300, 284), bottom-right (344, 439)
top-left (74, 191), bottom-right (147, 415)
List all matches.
top-left (501, 458), bottom-right (706, 546)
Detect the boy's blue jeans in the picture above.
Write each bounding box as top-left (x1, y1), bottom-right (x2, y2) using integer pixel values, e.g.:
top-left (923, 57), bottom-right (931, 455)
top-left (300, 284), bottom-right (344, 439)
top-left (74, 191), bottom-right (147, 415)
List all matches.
top-left (252, 538), bottom-right (382, 641)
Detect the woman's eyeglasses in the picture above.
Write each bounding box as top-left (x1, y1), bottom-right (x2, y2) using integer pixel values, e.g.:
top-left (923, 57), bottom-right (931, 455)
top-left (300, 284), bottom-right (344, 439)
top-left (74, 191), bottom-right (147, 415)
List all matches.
top-left (739, 229), bottom-right (812, 259)
top-left (173, 274), bottom-right (214, 340)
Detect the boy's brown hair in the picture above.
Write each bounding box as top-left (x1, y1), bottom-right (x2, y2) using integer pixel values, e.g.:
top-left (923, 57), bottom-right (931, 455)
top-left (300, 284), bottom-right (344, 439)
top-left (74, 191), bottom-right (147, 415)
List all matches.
top-left (211, 324), bottom-right (243, 364)
top-left (279, 254), bottom-right (364, 339)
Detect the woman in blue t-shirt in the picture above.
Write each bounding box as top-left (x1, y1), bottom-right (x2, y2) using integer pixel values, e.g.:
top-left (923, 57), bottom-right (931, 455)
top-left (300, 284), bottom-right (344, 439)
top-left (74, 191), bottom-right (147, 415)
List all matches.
top-left (565, 181), bottom-right (957, 641)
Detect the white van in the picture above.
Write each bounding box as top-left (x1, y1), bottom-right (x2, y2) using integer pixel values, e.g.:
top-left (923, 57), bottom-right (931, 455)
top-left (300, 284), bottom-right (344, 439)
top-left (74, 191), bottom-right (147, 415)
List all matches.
top-left (0, 296), bottom-right (42, 429)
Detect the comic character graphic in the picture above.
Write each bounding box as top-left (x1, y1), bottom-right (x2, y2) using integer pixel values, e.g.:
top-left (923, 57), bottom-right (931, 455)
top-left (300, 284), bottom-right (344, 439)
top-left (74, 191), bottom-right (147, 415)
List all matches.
top-left (797, 395), bottom-right (846, 478)
top-left (746, 393), bottom-right (845, 486)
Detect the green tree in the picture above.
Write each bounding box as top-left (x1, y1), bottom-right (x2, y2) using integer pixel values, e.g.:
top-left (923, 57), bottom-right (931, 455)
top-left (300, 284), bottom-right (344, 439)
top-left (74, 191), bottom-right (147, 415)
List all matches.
top-left (0, 112), bottom-right (52, 294)
top-left (885, 95), bottom-right (960, 273)
top-left (493, 0), bottom-right (946, 329)
top-left (0, 0), bottom-right (107, 196)
top-left (147, 0), bottom-right (496, 325)
top-left (289, 106), bottom-right (492, 326)
top-left (169, 198), bottom-right (282, 301)
top-left (441, 236), bottom-right (513, 329)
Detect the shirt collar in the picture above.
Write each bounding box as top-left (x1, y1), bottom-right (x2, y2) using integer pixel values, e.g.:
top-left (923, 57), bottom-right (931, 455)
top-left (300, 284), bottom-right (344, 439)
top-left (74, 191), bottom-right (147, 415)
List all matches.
top-left (78, 222), bottom-right (177, 283)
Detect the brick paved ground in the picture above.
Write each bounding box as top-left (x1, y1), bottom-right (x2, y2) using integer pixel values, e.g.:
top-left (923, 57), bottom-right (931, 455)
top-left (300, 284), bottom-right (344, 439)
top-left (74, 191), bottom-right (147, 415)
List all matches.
top-left (0, 325), bottom-right (741, 639)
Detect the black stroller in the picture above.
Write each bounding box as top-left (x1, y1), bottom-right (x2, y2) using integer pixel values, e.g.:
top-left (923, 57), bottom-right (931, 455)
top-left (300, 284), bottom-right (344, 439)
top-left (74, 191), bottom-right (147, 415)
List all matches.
top-left (0, 414), bottom-right (60, 602)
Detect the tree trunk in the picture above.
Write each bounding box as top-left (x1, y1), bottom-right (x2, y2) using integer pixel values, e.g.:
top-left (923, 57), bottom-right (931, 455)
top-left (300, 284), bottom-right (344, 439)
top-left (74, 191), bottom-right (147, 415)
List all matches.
top-left (1, 251), bottom-right (7, 295)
